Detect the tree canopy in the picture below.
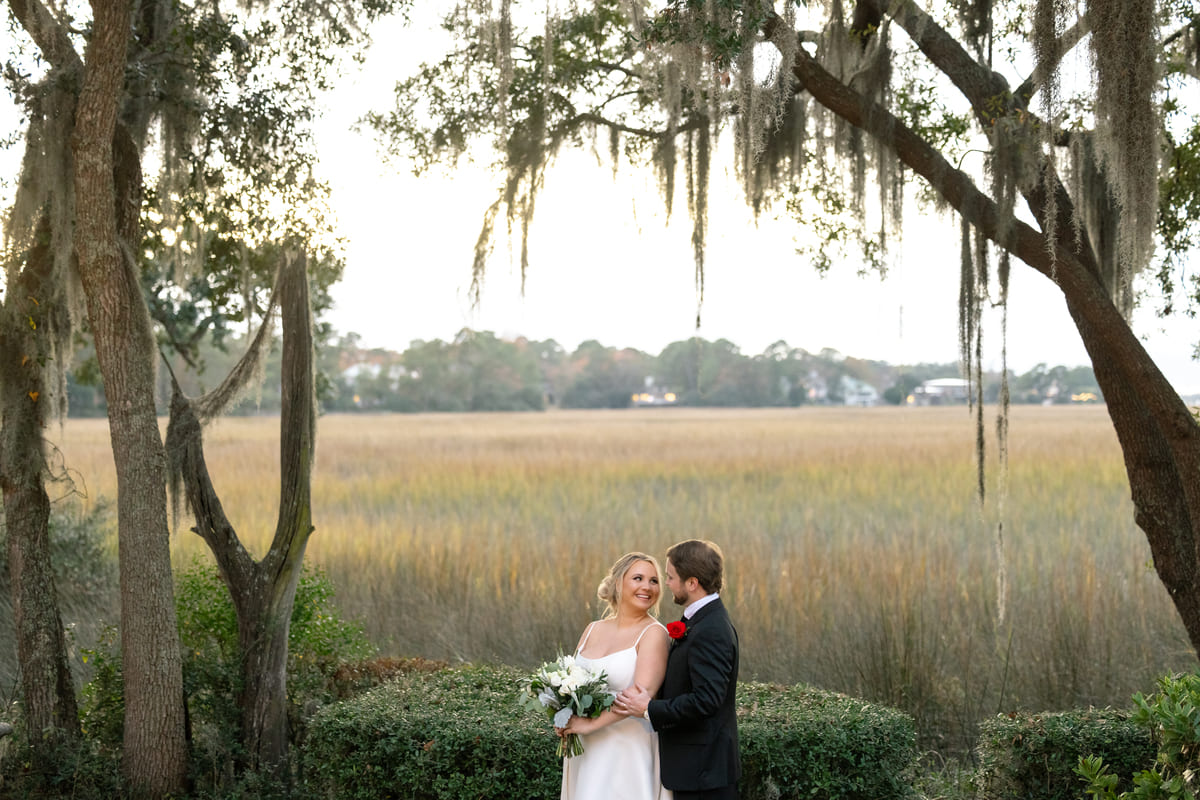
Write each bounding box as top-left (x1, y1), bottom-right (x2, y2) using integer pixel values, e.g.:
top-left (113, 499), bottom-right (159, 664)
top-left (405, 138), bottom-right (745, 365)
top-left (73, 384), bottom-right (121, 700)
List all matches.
top-left (2, 0), bottom-right (406, 792)
top-left (372, 0), bottom-right (1200, 652)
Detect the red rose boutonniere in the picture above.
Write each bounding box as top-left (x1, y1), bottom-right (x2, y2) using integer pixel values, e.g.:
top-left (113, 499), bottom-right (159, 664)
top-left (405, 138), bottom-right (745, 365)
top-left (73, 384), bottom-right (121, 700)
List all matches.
top-left (666, 621), bottom-right (687, 640)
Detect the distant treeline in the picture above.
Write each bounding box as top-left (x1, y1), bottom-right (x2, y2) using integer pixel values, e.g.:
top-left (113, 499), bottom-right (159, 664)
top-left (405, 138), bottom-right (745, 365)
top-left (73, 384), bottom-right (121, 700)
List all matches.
top-left (64, 329), bottom-right (1103, 416)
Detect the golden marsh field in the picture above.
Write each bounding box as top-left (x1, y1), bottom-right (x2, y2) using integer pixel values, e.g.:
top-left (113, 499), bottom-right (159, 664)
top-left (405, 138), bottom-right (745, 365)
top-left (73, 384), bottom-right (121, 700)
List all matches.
top-left (47, 405), bottom-right (1194, 751)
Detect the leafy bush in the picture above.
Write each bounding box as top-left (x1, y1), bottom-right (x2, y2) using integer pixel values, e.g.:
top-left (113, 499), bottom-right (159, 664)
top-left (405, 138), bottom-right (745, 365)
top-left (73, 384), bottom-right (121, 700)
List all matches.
top-left (303, 663), bottom-right (560, 800)
top-left (737, 681), bottom-right (919, 799)
top-left (76, 558), bottom-right (374, 795)
top-left (0, 727), bottom-right (124, 800)
top-left (303, 668), bottom-right (920, 800)
top-left (78, 625), bottom-right (124, 748)
top-left (327, 655), bottom-right (452, 700)
top-left (0, 501), bottom-right (116, 601)
top-left (976, 708), bottom-right (1154, 800)
top-left (177, 558), bottom-right (376, 789)
top-left (1076, 672), bottom-right (1200, 800)
top-left (0, 501), bottom-right (118, 694)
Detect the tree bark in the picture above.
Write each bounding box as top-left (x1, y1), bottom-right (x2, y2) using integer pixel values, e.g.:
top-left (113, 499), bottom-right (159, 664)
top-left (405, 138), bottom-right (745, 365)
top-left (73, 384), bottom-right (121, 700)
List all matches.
top-left (72, 0), bottom-right (187, 795)
top-left (166, 251), bottom-right (316, 776)
top-left (788, 18), bottom-right (1200, 654)
top-left (0, 220), bottom-right (80, 759)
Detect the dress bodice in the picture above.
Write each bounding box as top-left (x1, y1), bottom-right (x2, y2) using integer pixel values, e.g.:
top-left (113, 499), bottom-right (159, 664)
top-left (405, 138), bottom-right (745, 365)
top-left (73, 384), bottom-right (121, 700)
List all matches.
top-left (575, 647), bottom-right (638, 693)
top-left (574, 620), bottom-right (664, 692)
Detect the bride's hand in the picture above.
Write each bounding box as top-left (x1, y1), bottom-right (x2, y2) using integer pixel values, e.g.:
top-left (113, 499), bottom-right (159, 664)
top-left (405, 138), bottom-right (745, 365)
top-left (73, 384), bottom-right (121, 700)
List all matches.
top-left (561, 715), bottom-right (598, 736)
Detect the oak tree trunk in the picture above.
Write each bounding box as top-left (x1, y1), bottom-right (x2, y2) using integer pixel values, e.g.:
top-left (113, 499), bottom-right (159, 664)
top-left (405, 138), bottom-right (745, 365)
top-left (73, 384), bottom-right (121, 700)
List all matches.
top-left (0, 216), bottom-right (79, 756)
top-left (72, 0), bottom-right (187, 794)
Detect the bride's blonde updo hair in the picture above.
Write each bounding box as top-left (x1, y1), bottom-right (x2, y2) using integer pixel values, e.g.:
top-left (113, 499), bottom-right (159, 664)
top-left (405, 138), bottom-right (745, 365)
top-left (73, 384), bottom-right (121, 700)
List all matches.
top-left (597, 552), bottom-right (663, 619)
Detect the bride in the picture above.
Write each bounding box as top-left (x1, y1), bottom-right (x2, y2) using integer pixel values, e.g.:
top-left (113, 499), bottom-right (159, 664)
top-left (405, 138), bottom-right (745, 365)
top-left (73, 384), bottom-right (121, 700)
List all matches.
top-left (557, 552), bottom-right (672, 800)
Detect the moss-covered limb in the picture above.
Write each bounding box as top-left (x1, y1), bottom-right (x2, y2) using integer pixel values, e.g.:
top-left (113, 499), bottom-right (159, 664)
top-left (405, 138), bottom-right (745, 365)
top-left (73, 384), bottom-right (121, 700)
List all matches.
top-left (0, 236), bottom-right (80, 755)
top-left (5, 0), bottom-right (84, 76)
top-left (787, 23), bottom-right (1200, 659)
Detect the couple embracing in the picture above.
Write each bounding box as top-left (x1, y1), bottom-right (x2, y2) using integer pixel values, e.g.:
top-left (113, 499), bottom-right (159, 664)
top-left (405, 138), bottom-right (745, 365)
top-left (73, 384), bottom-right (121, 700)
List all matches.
top-left (557, 540), bottom-right (740, 800)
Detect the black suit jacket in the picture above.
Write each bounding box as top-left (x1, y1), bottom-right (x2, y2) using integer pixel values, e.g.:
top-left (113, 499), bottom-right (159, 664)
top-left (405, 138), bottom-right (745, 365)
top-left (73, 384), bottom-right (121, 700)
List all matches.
top-left (647, 597), bottom-right (740, 792)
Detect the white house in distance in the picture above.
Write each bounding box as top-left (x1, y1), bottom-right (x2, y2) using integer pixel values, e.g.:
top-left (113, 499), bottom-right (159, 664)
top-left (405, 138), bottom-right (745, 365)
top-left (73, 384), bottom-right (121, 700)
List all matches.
top-left (910, 378), bottom-right (970, 405)
top-left (841, 376), bottom-right (880, 406)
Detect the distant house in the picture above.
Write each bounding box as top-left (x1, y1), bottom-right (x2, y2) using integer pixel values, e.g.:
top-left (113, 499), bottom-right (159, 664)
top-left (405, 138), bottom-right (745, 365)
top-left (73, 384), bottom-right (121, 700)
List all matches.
top-left (631, 376), bottom-right (679, 407)
top-left (340, 362), bottom-right (382, 382)
top-left (841, 376), bottom-right (880, 407)
top-left (911, 378), bottom-right (970, 405)
top-left (340, 361), bottom-right (410, 408)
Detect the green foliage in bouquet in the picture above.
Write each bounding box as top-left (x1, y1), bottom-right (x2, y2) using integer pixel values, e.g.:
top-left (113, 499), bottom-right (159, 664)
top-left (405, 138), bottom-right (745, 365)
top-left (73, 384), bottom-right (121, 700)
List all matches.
top-left (1076, 672), bottom-right (1200, 800)
top-left (976, 708), bottom-right (1153, 800)
top-left (520, 654), bottom-right (616, 757)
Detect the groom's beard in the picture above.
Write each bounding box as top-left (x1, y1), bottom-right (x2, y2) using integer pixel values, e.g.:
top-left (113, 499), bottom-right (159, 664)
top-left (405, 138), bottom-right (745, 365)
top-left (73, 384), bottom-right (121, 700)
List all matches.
top-left (671, 590), bottom-right (688, 605)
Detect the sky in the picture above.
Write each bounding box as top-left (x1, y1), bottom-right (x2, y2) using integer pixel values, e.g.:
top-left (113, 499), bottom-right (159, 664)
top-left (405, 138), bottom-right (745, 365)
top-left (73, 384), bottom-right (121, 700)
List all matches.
top-left (0, 4), bottom-right (1195, 396)
top-left (314, 7), bottom-right (1198, 395)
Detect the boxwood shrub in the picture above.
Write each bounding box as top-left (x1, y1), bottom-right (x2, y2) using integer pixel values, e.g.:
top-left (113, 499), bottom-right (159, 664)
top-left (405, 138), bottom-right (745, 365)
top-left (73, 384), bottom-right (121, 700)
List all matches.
top-left (302, 664), bottom-right (560, 800)
top-left (738, 681), bottom-right (918, 799)
top-left (975, 708), bottom-right (1155, 800)
top-left (302, 665), bottom-right (919, 800)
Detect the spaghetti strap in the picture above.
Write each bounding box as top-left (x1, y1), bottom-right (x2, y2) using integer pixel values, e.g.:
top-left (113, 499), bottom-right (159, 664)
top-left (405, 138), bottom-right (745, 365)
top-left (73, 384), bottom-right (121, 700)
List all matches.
top-left (632, 620), bottom-right (666, 649)
top-left (575, 621), bottom-right (599, 655)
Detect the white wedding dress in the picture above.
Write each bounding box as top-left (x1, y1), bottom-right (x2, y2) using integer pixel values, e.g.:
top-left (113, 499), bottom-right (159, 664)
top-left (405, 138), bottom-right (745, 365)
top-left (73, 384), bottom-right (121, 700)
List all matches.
top-left (561, 622), bottom-right (673, 800)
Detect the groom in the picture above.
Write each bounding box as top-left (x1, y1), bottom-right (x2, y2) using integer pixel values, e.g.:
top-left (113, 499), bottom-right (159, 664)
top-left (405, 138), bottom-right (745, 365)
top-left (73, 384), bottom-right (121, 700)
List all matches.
top-left (617, 539), bottom-right (740, 800)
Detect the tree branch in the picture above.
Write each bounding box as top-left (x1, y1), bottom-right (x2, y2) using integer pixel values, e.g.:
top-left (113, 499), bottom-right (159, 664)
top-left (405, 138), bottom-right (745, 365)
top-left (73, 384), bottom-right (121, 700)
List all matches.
top-left (1015, 12), bottom-right (1091, 102)
top-left (265, 250), bottom-right (315, 574)
top-left (6, 0), bottom-right (83, 74)
top-left (787, 35), bottom-right (1200, 557)
top-left (569, 111), bottom-right (705, 139)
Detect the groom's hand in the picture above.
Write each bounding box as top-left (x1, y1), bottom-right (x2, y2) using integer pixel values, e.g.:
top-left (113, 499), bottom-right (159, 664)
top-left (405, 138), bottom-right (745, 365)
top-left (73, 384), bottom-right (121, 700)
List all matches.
top-left (616, 684), bottom-right (652, 717)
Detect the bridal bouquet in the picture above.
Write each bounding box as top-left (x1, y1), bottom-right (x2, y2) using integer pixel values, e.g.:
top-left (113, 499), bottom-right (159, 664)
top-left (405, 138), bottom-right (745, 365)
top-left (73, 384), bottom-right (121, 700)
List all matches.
top-left (520, 653), bottom-right (615, 757)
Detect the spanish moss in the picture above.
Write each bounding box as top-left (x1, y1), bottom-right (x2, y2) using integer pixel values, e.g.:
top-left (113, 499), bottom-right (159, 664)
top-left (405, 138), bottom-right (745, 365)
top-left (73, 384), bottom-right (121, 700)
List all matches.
top-left (1068, 132), bottom-right (1129, 316)
top-left (685, 125), bottom-right (709, 326)
top-left (1087, 0), bottom-right (1158, 296)
top-left (954, 0), bottom-right (994, 65)
top-left (5, 80), bottom-right (81, 422)
top-left (957, 216), bottom-right (985, 502)
top-left (1031, 0), bottom-right (1069, 273)
top-left (995, 248), bottom-right (1011, 624)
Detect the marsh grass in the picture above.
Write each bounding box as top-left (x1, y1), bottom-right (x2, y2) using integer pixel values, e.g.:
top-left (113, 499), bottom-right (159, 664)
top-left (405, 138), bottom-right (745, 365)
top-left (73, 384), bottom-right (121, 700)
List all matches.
top-left (47, 406), bottom-right (1193, 754)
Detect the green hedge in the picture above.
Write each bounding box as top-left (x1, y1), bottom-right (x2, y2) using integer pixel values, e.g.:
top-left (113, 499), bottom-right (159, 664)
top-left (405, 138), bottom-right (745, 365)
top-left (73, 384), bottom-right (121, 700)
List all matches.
top-left (302, 665), bottom-right (919, 800)
top-left (302, 664), bottom-right (560, 800)
top-left (738, 682), bottom-right (918, 799)
top-left (975, 708), bottom-right (1155, 800)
